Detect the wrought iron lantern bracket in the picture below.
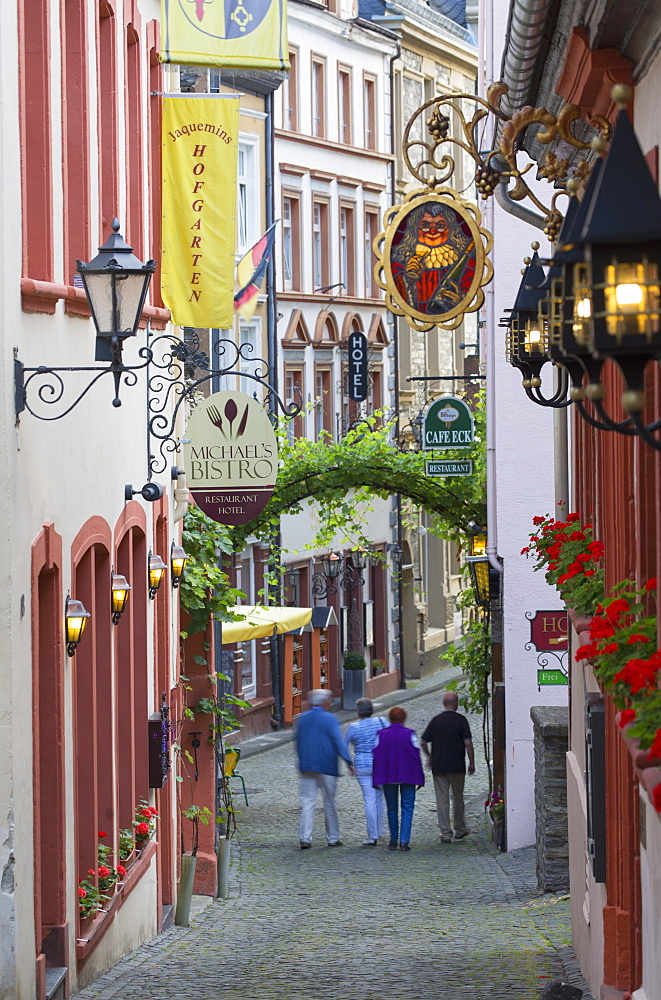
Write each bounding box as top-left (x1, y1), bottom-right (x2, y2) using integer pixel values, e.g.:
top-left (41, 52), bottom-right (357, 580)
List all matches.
top-left (14, 327), bottom-right (302, 477)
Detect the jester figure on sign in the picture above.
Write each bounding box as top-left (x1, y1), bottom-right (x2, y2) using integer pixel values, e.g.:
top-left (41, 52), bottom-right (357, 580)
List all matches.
top-left (391, 202), bottom-right (476, 317)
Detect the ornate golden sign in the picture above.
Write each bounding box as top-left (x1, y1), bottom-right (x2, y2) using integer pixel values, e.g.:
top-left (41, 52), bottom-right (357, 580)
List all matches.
top-left (376, 189), bottom-right (492, 332)
top-left (375, 81), bottom-right (610, 331)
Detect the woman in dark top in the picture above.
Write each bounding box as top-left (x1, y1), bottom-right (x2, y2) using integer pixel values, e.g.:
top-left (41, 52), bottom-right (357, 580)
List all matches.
top-left (372, 706), bottom-right (425, 851)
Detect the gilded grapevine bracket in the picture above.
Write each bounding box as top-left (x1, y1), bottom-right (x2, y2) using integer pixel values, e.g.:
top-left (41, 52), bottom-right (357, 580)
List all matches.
top-left (403, 81), bottom-right (611, 240)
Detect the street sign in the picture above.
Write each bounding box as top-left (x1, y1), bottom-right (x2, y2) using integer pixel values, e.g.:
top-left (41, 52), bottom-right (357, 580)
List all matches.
top-left (184, 390), bottom-right (278, 526)
top-left (423, 395), bottom-right (474, 450)
top-left (528, 610), bottom-right (568, 652)
top-left (347, 331), bottom-right (368, 402)
top-left (425, 459), bottom-right (473, 477)
top-left (537, 669), bottom-right (568, 686)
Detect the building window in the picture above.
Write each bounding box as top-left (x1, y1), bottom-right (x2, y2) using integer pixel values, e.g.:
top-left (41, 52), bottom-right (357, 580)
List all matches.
top-left (340, 203), bottom-right (356, 297)
top-left (368, 366), bottom-right (382, 415)
top-left (237, 136), bottom-right (259, 254)
top-left (282, 193), bottom-right (301, 291)
top-left (338, 66), bottom-right (352, 144)
top-left (364, 209), bottom-right (379, 298)
top-left (209, 68), bottom-right (221, 92)
top-left (312, 199), bottom-right (329, 291)
top-left (314, 368), bottom-right (333, 440)
top-left (285, 369), bottom-right (305, 439)
top-left (312, 57), bottom-right (326, 138)
top-left (282, 47), bottom-right (298, 130)
top-left (238, 319), bottom-right (262, 395)
top-left (364, 75), bottom-right (376, 150)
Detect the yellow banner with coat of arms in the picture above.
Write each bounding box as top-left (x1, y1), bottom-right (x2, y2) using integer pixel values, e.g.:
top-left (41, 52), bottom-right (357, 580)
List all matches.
top-left (161, 95), bottom-right (240, 328)
top-left (160, 0), bottom-right (289, 70)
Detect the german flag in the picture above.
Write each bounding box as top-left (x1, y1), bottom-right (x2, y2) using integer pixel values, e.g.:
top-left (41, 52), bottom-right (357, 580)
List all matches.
top-left (234, 223), bottom-right (277, 321)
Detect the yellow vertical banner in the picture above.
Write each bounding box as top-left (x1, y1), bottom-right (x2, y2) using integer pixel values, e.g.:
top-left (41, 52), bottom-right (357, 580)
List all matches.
top-left (160, 0), bottom-right (289, 71)
top-left (161, 95), bottom-right (240, 328)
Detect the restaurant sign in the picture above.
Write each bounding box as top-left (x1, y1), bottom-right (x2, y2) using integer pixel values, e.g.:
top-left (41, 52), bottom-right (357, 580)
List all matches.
top-left (184, 390), bottom-right (278, 526)
top-left (422, 396), bottom-right (474, 451)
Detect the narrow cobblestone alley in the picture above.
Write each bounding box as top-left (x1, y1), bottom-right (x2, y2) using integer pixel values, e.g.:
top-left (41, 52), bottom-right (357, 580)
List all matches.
top-left (75, 687), bottom-right (592, 1000)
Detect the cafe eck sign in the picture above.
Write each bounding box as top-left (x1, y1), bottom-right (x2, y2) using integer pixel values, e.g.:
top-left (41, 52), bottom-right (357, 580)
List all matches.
top-left (184, 391), bottom-right (278, 526)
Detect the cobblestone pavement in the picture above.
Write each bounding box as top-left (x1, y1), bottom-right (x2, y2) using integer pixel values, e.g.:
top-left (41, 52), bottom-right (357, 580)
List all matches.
top-left (75, 687), bottom-right (593, 1000)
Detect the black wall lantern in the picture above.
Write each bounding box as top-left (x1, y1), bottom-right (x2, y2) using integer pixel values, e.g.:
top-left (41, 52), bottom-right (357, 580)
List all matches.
top-left (148, 552), bottom-right (167, 600)
top-left (171, 543), bottom-right (188, 588)
top-left (77, 219), bottom-right (156, 369)
top-left (111, 573), bottom-right (131, 624)
top-left (65, 595), bottom-right (91, 656)
top-left (506, 86), bottom-right (661, 450)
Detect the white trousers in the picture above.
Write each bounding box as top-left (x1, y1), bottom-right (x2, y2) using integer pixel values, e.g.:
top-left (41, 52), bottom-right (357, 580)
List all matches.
top-left (356, 774), bottom-right (385, 840)
top-left (298, 773), bottom-right (340, 844)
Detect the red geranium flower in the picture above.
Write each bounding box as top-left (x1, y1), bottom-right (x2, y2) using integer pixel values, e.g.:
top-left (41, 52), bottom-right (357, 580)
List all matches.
top-left (618, 709), bottom-right (636, 729)
top-left (601, 642), bottom-right (618, 654)
top-left (566, 513), bottom-right (580, 523)
top-left (584, 570), bottom-right (595, 577)
top-left (79, 887), bottom-right (86, 898)
top-left (653, 783), bottom-right (661, 813)
top-left (116, 865), bottom-right (127, 876)
top-left (97, 866), bottom-right (111, 878)
top-left (647, 730), bottom-right (661, 762)
top-left (520, 547), bottom-right (530, 555)
top-left (149, 808), bottom-right (158, 816)
top-left (87, 869), bottom-right (96, 876)
top-left (135, 822), bottom-right (150, 838)
top-left (575, 643), bottom-right (597, 661)
top-left (98, 831), bottom-right (107, 839)
top-left (569, 531), bottom-right (586, 541)
top-left (532, 516), bottom-right (545, 525)
top-left (614, 659), bottom-right (658, 694)
top-left (627, 634), bottom-right (652, 645)
top-left (605, 598), bottom-right (629, 622)
top-left (645, 578), bottom-right (657, 591)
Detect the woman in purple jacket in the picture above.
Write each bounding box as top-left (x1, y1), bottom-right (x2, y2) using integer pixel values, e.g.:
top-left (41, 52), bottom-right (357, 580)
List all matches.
top-left (372, 706), bottom-right (425, 851)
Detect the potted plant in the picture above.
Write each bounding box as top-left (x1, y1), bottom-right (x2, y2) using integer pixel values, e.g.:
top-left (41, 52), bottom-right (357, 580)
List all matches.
top-left (487, 788), bottom-right (505, 850)
top-left (342, 649), bottom-right (367, 710)
top-left (118, 827), bottom-right (135, 865)
top-left (78, 876), bottom-right (103, 928)
top-left (133, 800), bottom-right (158, 849)
top-left (174, 804), bottom-right (212, 927)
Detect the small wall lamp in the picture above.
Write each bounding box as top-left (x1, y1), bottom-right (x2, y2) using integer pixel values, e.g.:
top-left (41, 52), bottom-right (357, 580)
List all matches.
top-left (171, 542), bottom-right (187, 588)
top-left (65, 595), bottom-right (90, 657)
top-left (148, 552), bottom-right (167, 600)
top-left (466, 531), bottom-right (490, 608)
top-left (320, 552), bottom-right (342, 579)
top-left (111, 573), bottom-right (131, 625)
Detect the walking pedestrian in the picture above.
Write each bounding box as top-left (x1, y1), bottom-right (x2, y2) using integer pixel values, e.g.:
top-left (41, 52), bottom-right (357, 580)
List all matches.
top-left (294, 689), bottom-right (355, 849)
top-left (372, 706), bottom-right (425, 852)
top-left (421, 690), bottom-right (475, 843)
top-left (344, 698), bottom-right (388, 845)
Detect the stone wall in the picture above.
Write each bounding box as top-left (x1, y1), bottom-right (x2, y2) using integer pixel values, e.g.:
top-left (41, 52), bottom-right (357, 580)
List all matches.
top-left (530, 706), bottom-right (569, 892)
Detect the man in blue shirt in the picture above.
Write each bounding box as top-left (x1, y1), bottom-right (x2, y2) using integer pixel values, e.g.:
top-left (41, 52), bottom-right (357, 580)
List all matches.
top-left (295, 689), bottom-right (354, 849)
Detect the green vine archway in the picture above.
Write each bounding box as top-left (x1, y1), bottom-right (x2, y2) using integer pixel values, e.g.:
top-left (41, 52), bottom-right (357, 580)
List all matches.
top-left (229, 407), bottom-right (486, 553)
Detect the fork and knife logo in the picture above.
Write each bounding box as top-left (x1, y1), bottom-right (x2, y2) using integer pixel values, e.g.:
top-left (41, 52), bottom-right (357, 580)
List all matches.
top-left (207, 398), bottom-right (250, 440)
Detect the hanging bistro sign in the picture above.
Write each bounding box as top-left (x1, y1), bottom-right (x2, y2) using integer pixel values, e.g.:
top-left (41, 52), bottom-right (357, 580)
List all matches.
top-left (347, 331), bottom-right (368, 402)
top-left (184, 390), bottom-right (278, 526)
top-left (423, 396), bottom-right (474, 450)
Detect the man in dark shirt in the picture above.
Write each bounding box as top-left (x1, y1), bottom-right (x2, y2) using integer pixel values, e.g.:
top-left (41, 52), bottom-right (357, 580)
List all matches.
top-left (421, 691), bottom-right (475, 842)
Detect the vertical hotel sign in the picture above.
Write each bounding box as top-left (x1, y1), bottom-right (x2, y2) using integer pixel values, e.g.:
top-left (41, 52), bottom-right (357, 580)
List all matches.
top-left (161, 95), bottom-right (240, 328)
